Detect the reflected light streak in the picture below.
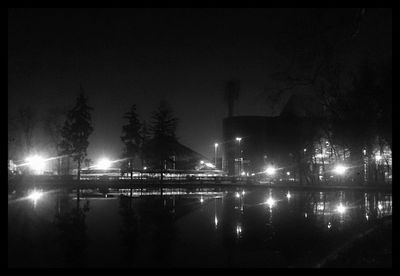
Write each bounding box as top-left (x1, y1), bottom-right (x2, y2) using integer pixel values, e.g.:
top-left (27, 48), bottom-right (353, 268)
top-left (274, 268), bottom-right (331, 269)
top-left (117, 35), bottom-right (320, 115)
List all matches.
top-left (28, 190), bottom-right (43, 202)
top-left (265, 197), bottom-right (276, 208)
top-left (27, 190), bottom-right (44, 207)
top-left (336, 203), bottom-right (347, 214)
top-left (236, 225), bottom-right (242, 237)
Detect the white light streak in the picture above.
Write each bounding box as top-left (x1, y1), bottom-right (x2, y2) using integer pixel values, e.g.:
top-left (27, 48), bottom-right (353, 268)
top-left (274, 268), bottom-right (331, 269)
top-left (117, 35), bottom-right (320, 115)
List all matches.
top-left (265, 166), bottom-right (276, 176)
top-left (333, 165), bottom-right (347, 175)
top-left (336, 203), bottom-right (347, 214)
top-left (96, 158), bottom-right (112, 170)
top-left (25, 155), bottom-right (46, 173)
top-left (266, 197), bottom-right (276, 208)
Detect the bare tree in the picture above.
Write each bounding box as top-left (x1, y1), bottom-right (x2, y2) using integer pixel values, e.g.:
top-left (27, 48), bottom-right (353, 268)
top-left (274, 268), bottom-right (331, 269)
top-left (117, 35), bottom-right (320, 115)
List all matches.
top-left (16, 107), bottom-right (37, 156)
top-left (43, 107), bottom-right (67, 174)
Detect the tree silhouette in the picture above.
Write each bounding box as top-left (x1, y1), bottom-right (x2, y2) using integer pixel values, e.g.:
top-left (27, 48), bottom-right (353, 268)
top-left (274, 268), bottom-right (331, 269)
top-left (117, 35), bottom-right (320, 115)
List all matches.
top-left (43, 107), bottom-right (67, 174)
top-left (16, 107), bottom-right (37, 156)
top-left (121, 105), bottom-right (142, 177)
top-left (139, 120), bottom-right (150, 168)
top-left (148, 101), bottom-right (178, 171)
top-left (59, 87), bottom-right (93, 179)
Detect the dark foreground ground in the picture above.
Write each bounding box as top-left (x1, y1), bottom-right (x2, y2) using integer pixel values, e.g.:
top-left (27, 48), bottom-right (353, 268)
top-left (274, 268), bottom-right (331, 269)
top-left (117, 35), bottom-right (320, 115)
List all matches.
top-left (320, 217), bottom-right (392, 267)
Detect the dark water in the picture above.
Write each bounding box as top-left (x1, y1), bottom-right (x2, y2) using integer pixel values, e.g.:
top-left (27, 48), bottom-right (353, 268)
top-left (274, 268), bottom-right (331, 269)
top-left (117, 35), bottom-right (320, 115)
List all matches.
top-left (8, 186), bottom-right (392, 267)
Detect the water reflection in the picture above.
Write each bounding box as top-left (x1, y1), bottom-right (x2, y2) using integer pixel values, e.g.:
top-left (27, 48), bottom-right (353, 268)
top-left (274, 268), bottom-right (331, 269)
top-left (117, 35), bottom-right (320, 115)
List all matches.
top-left (53, 193), bottom-right (90, 267)
top-left (8, 186), bottom-right (392, 267)
top-left (118, 194), bottom-right (139, 264)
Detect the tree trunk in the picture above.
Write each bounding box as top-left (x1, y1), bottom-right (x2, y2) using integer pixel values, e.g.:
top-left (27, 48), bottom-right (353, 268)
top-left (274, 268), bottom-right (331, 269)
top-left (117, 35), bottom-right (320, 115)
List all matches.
top-left (130, 159), bottom-right (133, 180)
top-left (77, 158), bottom-right (81, 181)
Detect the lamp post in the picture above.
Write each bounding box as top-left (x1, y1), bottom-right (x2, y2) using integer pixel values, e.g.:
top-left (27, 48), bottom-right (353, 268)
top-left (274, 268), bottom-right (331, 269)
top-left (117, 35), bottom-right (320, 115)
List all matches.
top-left (214, 143), bottom-right (219, 169)
top-left (235, 137), bottom-right (242, 175)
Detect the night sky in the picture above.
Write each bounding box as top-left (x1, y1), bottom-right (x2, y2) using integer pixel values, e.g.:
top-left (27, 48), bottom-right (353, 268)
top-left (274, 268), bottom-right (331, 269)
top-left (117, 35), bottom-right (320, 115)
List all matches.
top-left (8, 8), bottom-right (392, 161)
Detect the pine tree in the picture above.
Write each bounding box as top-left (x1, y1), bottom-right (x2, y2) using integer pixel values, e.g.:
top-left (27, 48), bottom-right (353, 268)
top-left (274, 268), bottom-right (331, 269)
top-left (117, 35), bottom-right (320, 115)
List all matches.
top-left (148, 101), bottom-right (178, 170)
top-left (139, 120), bottom-right (150, 168)
top-left (59, 88), bottom-right (93, 180)
top-left (121, 105), bottom-right (142, 177)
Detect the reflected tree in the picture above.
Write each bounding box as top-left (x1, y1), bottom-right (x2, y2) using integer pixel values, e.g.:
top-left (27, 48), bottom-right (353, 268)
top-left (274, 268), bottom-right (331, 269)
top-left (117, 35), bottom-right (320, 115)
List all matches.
top-left (118, 195), bottom-right (139, 265)
top-left (220, 195), bottom-right (238, 266)
top-left (139, 197), bottom-right (176, 267)
top-left (53, 198), bottom-right (90, 267)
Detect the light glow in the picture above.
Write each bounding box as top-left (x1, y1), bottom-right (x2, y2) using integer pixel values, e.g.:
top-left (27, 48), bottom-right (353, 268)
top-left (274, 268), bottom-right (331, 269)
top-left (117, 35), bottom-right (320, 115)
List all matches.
top-left (235, 192), bottom-right (240, 198)
top-left (336, 203), bottom-right (347, 214)
top-left (286, 192), bottom-right (291, 199)
top-left (27, 190), bottom-right (43, 203)
top-left (235, 137), bottom-right (242, 142)
top-left (25, 155), bottom-right (46, 173)
top-left (265, 166), bottom-right (276, 176)
top-left (96, 158), bottom-right (112, 170)
top-left (265, 197), bottom-right (276, 208)
top-left (236, 225), bottom-right (242, 237)
top-left (204, 162), bottom-right (216, 168)
top-left (333, 164), bottom-right (347, 175)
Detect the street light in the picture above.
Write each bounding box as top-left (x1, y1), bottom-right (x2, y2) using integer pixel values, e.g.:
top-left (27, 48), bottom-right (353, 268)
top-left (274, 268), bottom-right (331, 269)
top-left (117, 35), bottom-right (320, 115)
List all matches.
top-left (235, 137), bottom-right (242, 175)
top-left (333, 164), bottom-right (347, 175)
top-left (25, 155), bottom-right (46, 174)
top-left (336, 203), bottom-right (347, 214)
top-left (96, 157), bottom-right (112, 170)
top-left (375, 154), bottom-right (382, 162)
top-left (214, 143), bottom-right (219, 168)
top-left (265, 166), bottom-right (277, 176)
